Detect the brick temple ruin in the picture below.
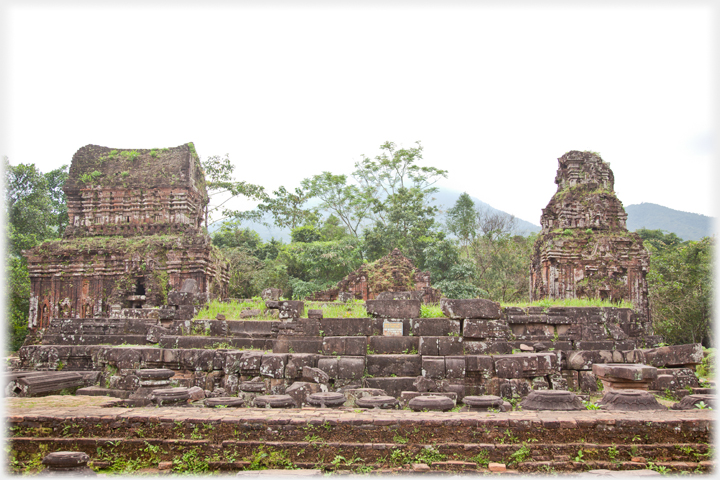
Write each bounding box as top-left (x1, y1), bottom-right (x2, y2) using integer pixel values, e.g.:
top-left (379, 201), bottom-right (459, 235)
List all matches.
top-left (6, 147), bottom-right (713, 475)
top-left (530, 151), bottom-right (650, 318)
top-left (24, 143), bottom-right (228, 330)
top-left (310, 248), bottom-right (440, 303)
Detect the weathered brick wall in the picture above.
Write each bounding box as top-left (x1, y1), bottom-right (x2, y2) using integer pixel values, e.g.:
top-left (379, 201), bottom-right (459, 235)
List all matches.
top-left (531, 151), bottom-right (650, 319)
top-left (24, 143), bottom-right (227, 331)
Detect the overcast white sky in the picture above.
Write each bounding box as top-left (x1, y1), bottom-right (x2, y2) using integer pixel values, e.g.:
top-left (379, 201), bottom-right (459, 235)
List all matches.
top-left (2, 1), bottom-right (717, 226)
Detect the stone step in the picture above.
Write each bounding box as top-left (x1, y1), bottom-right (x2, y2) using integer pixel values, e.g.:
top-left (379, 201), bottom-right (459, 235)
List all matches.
top-left (10, 371), bottom-right (89, 396)
top-left (157, 335), bottom-right (273, 350)
top-left (76, 386), bottom-right (132, 399)
top-left (41, 334), bottom-right (149, 346)
top-left (7, 436), bottom-right (713, 474)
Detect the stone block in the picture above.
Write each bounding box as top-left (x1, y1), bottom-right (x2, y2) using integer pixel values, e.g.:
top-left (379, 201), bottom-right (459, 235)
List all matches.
top-left (363, 376), bottom-right (417, 397)
top-left (273, 336), bottom-right (323, 354)
top-left (643, 343), bottom-right (703, 367)
top-left (413, 376), bottom-right (438, 392)
top-left (278, 301), bottom-right (304, 319)
top-left (462, 340), bottom-right (512, 355)
top-left (302, 366), bottom-right (329, 384)
top-left (260, 354), bottom-right (287, 379)
top-left (284, 354), bottom-right (318, 379)
top-left (418, 336), bottom-right (463, 356)
top-left (561, 369), bottom-right (579, 391)
top-left (463, 319), bottom-right (510, 339)
top-left (285, 381), bottom-right (323, 407)
top-left (441, 298), bottom-right (501, 319)
top-left (465, 355), bottom-right (495, 377)
top-left (318, 318), bottom-right (383, 336)
top-left (566, 350), bottom-right (613, 370)
top-left (366, 354), bottom-right (422, 377)
top-left (317, 357), bottom-right (338, 379)
top-left (365, 300), bottom-right (421, 319)
top-left (574, 341), bottom-right (615, 350)
top-left (368, 336), bottom-right (419, 354)
top-left (494, 355), bottom-right (524, 379)
top-left (445, 356), bottom-right (466, 379)
top-left (261, 288), bottom-right (282, 301)
top-left (592, 363), bottom-right (658, 382)
top-left (532, 376), bottom-right (549, 390)
top-left (548, 373), bottom-right (568, 390)
top-left (578, 371), bottom-right (598, 392)
top-left (322, 336), bottom-right (367, 356)
top-left (421, 356), bottom-right (445, 378)
top-left (650, 374), bottom-right (677, 391)
top-left (307, 309), bottom-right (323, 319)
top-left (239, 352), bottom-right (263, 372)
top-left (338, 357), bottom-right (365, 380)
top-left (411, 318), bottom-right (461, 337)
top-left (510, 323), bottom-right (555, 339)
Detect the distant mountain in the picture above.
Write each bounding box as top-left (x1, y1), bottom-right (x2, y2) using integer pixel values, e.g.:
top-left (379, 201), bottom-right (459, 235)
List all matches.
top-left (431, 187), bottom-right (541, 235)
top-left (625, 203), bottom-right (715, 241)
top-left (231, 186), bottom-right (541, 242)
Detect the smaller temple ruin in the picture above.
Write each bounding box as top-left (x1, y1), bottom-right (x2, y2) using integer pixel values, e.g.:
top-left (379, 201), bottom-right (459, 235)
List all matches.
top-left (530, 151), bottom-right (650, 319)
top-left (310, 248), bottom-right (440, 303)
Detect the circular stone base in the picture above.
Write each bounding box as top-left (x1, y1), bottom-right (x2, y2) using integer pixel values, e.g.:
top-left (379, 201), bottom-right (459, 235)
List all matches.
top-left (408, 395), bottom-right (455, 412)
top-left (355, 395), bottom-right (399, 409)
top-left (253, 394), bottom-right (296, 408)
top-left (239, 382), bottom-right (266, 393)
top-left (307, 392), bottom-right (346, 407)
top-left (136, 368), bottom-right (175, 380)
top-left (463, 395), bottom-right (504, 409)
top-left (671, 394), bottom-right (715, 410)
top-left (520, 390), bottom-right (584, 411)
top-left (205, 397), bottom-right (245, 408)
top-left (150, 387), bottom-right (190, 406)
top-left (599, 390), bottom-right (667, 411)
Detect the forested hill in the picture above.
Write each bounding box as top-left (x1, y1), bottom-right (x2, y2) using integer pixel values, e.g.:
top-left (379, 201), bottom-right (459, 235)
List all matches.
top-left (430, 187), bottom-right (541, 235)
top-left (625, 203), bottom-right (715, 241)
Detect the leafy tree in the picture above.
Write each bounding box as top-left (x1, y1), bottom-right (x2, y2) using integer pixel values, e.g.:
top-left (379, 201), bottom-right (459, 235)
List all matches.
top-left (301, 172), bottom-right (373, 239)
top-left (5, 160), bottom-right (68, 351)
top-left (468, 209), bottom-right (533, 303)
top-left (256, 185), bottom-right (318, 230)
top-left (645, 236), bottom-right (713, 346)
top-left (362, 187), bottom-right (443, 266)
top-left (446, 192), bottom-right (479, 250)
top-left (278, 237), bottom-right (362, 285)
top-left (291, 225), bottom-right (322, 243)
top-left (423, 238), bottom-right (482, 298)
top-left (201, 154), bottom-right (265, 228)
top-left (318, 215), bottom-right (349, 242)
top-left (636, 228), bottom-right (683, 251)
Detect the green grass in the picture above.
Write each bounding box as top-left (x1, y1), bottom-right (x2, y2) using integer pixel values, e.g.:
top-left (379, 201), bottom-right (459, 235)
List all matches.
top-left (305, 300), bottom-right (368, 318)
top-left (196, 296), bottom-right (634, 321)
top-left (501, 297), bottom-right (635, 309)
top-left (420, 303), bottom-right (444, 318)
top-left (195, 298), bottom-right (272, 320)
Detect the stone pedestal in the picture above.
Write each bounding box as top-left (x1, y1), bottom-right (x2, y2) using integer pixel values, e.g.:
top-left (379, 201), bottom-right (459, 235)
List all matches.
top-left (592, 363), bottom-right (657, 391)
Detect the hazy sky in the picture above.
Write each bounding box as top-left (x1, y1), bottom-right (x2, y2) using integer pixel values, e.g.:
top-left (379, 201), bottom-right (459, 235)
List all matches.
top-left (2, 1), bottom-right (716, 226)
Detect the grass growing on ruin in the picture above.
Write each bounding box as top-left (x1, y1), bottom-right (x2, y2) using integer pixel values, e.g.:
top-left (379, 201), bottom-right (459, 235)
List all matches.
top-left (501, 298), bottom-right (635, 310)
top-left (195, 298), bottom-right (274, 320)
top-left (305, 300), bottom-right (368, 318)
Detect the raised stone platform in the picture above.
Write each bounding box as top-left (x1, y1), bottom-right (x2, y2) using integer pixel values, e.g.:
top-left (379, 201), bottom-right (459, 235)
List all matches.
top-left (5, 395), bottom-right (714, 475)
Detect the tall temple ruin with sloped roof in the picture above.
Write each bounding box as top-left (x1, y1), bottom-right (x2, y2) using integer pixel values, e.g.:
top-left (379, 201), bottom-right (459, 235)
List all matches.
top-left (530, 151), bottom-right (650, 319)
top-left (24, 144), bottom-right (228, 330)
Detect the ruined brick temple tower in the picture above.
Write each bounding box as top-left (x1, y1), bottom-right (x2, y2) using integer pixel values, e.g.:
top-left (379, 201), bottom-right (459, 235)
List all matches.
top-left (24, 144), bottom-right (228, 329)
top-left (530, 151), bottom-right (650, 318)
